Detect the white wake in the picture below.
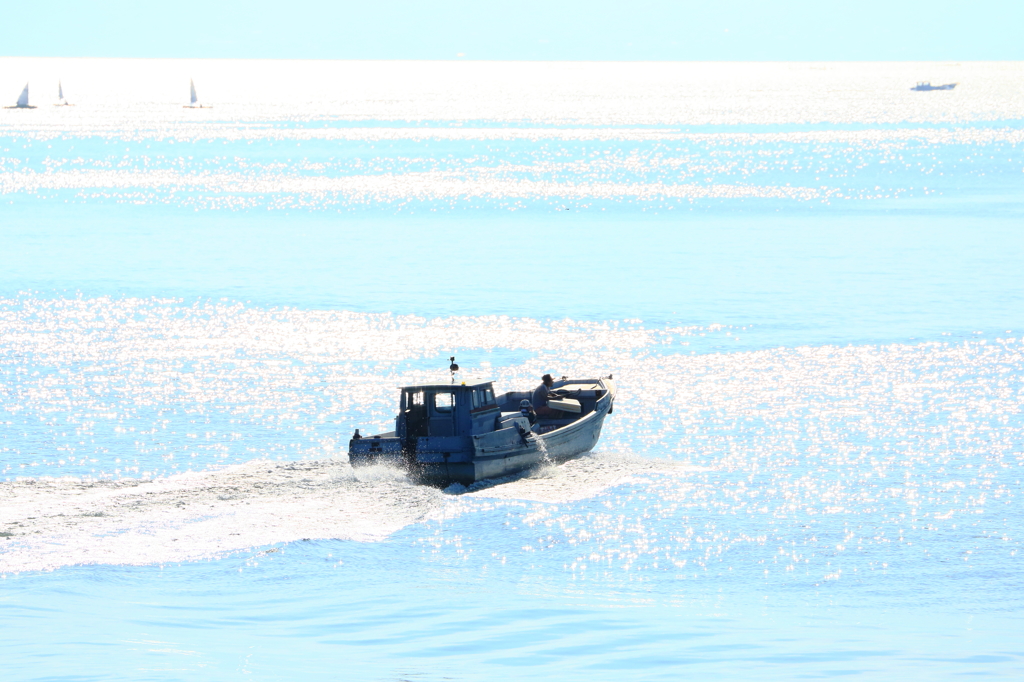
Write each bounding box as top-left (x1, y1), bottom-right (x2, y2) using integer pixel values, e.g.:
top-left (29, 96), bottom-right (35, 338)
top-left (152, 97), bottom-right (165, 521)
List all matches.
top-left (0, 453), bottom-right (697, 574)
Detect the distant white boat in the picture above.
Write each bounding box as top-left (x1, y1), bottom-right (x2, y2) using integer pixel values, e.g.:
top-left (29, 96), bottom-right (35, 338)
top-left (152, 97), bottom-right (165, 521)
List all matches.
top-left (912, 81), bottom-right (957, 91)
top-left (54, 80), bottom-right (73, 106)
top-left (183, 78), bottom-right (212, 108)
top-left (4, 83), bottom-right (37, 109)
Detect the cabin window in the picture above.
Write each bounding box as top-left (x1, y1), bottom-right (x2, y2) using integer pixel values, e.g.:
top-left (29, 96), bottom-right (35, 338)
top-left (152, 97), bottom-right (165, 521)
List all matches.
top-left (474, 389), bottom-right (489, 408)
top-left (433, 392), bottom-right (454, 413)
top-left (409, 391), bottom-right (424, 406)
top-left (471, 388), bottom-right (494, 408)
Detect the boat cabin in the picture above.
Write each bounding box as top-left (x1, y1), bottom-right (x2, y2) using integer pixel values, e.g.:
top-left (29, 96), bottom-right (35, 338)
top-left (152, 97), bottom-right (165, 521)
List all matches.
top-left (397, 380), bottom-right (501, 442)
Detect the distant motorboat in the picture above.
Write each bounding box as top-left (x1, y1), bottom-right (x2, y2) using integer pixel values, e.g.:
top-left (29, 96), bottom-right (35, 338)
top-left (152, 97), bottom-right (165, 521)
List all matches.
top-left (912, 82), bottom-right (957, 91)
top-left (183, 78), bottom-right (212, 108)
top-left (54, 80), bottom-right (73, 106)
top-left (4, 83), bottom-right (37, 109)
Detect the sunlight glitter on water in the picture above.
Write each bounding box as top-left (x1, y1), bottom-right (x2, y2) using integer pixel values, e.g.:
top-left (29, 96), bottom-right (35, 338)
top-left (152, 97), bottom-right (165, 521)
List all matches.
top-left (2, 126), bottom-right (1022, 210)
top-left (0, 295), bottom-right (706, 479)
top-left (3, 59), bottom-right (1023, 214)
top-left (1, 297), bottom-right (1020, 597)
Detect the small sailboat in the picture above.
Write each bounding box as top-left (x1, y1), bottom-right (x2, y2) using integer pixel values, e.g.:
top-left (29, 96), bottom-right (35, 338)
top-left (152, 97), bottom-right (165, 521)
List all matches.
top-left (4, 83), bottom-right (37, 109)
top-left (183, 78), bottom-right (212, 108)
top-left (54, 80), bottom-right (73, 106)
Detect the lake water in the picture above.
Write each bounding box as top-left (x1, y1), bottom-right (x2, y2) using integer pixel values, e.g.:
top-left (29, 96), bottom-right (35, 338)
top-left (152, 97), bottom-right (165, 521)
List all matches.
top-left (1, 59), bottom-right (1023, 680)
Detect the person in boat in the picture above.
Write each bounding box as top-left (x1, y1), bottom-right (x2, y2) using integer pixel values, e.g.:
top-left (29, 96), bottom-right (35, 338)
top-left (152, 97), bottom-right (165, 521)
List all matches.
top-left (519, 399), bottom-right (537, 425)
top-left (533, 374), bottom-right (565, 418)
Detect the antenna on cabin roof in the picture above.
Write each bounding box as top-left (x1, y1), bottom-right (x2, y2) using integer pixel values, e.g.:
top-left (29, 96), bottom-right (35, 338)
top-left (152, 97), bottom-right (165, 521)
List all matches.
top-left (449, 356), bottom-right (459, 384)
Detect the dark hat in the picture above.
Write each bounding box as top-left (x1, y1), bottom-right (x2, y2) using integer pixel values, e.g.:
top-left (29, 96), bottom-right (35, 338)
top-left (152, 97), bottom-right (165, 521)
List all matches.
top-left (542, 373), bottom-right (553, 382)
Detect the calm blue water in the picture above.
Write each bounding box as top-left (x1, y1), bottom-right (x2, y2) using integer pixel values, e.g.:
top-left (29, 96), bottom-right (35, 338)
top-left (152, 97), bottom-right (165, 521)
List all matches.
top-left (1, 60), bottom-right (1023, 680)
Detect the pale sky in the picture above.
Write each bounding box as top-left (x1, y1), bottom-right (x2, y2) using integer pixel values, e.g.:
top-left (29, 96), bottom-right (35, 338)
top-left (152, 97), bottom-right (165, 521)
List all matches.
top-left (4, 0), bottom-right (1022, 61)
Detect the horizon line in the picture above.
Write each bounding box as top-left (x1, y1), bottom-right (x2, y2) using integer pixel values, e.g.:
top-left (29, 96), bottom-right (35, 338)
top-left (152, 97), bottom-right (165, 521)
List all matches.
top-left (1, 55), bottom-right (1014, 64)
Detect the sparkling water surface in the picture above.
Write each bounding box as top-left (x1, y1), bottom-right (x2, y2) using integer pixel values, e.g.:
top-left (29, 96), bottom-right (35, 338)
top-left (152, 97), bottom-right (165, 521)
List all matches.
top-left (1, 59), bottom-right (1023, 680)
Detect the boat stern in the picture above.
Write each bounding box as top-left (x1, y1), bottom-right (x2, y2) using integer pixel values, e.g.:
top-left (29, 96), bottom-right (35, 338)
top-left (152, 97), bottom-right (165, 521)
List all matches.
top-left (348, 432), bottom-right (405, 467)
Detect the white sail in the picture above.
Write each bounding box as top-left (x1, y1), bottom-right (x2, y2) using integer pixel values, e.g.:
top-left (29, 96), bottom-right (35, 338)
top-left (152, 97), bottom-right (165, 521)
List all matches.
top-left (58, 81), bottom-right (64, 101)
top-left (16, 83), bottom-right (29, 107)
top-left (190, 79), bottom-right (198, 105)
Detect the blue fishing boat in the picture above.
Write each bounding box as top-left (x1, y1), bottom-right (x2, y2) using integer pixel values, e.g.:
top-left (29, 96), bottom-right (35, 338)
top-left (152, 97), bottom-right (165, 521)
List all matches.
top-left (349, 360), bottom-right (617, 485)
top-left (911, 82), bottom-right (957, 91)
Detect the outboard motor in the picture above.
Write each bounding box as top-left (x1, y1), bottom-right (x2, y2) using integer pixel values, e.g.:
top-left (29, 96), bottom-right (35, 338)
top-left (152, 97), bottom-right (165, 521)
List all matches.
top-left (519, 399), bottom-right (537, 425)
top-left (513, 421), bottom-right (532, 445)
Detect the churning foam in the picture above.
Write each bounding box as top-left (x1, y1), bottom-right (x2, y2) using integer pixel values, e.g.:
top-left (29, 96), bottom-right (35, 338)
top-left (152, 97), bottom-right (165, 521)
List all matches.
top-left (0, 452), bottom-right (697, 573)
